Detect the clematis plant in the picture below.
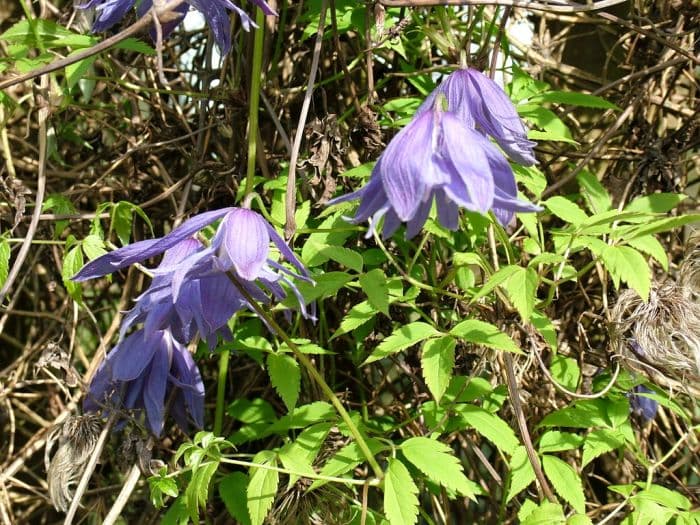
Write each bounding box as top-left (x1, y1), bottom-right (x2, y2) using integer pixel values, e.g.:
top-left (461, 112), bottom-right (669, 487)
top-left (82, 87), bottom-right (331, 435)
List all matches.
top-left (117, 238), bottom-right (241, 350)
top-left (80, 0), bottom-right (276, 53)
top-left (76, 207), bottom-right (313, 435)
top-left (84, 328), bottom-right (204, 435)
top-left (329, 82), bottom-right (540, 238)
top-left (418, 68), bottom-right (538, 166)
top-left (73, 207), bottom-right (314, 326)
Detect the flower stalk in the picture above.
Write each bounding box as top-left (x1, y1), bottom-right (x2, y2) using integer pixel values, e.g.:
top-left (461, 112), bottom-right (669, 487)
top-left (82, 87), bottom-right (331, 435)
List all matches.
top-left (224, 270), bottom-right (384, 480)
top-left (245, 7), bottom-right (266, 196)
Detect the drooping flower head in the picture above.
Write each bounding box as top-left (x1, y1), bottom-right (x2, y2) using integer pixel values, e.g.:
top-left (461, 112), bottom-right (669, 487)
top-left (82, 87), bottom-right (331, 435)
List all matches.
top-left (418, 68), bottom-right (537, 166)
top-left (78, 207), bottom-right (312, 435)
top-left (117, 238), bottom-right (241, 349)
top-left (329, 94), bottom-right (540, 239)
top-left (73, 207), bottom-right (314, 330)
top-left (84, 328), bottom-right (204, 435)
top-left (80, 0), bottom-right (276, 53)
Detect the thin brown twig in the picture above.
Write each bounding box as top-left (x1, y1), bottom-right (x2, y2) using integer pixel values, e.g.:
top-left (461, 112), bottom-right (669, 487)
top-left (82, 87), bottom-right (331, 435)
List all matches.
top-left (102, 463), bottom-right (141, 525)
top-left (542, 103), bottom-right (635, 197)
top-left (284, 0), bottom-right (328, 240)
top-left (503, 353), bottom-right (556, 502)
top-left (0, 80), bottom-right (48, 306)
top-left (62, 414), bottom-right (116, 525)
top-left (595, 12), bottom-right (699, 66)
top-left (377, 0), bottom-right (627, 12)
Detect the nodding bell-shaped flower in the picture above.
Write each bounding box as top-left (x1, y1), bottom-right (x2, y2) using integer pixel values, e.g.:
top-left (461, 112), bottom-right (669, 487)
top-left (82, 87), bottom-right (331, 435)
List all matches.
top-left (418, 67), bottom-right (537, 166)
top-left (80, 0), bottom-right (276, 53)
top-left (84, 328), bottom-right (204, 435)
top-left (73, 207), bottom-right (314, 341)
top-left (328, 94), bottom-right (540, 239)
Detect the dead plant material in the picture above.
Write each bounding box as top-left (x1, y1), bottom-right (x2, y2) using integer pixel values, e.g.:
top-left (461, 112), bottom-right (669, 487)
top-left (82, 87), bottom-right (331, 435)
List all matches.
top-left (351, 105), bottom-right (384, 158)
top-left (45, 414), bottom-right (102, 512)
top-left (610, 241), bottom-right (700, 397)
top-left (300, 114), bottom-right (345, 204)
top-left (34, 341), bottom-right (80, 388)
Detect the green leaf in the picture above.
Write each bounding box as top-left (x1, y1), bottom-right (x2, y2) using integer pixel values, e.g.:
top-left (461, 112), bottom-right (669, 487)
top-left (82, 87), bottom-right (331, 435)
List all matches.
top-left (539, 399), bottom-right (609, 429)
top-left (521, 501), bottom-right (567, 525)
top-left (550, 355), bottom-right (580, 391)
top-left (247, 452), bottom-right (279, 525)
top-left (470, 265), bottom-right (520, 303)
top-left (507, 446), bottom-right (536, 502)
top-left (600, 245), bottom-right (650, 300)
top-left (267, 401), bottom-right (336, 434)
top-left (62, 242), bottom-right (83, 301)
top-left (81, 234), bottom-right (108, 261)
top-left (421, 336), bottom-right (456, 403)
top-left (359, 268), bottom-right (389, 315)
top-left (319, 245), bottom-right (363, 272)
top-left (0, 239), bottom-right (10, 288)
top-left (382, 96), bottom-right (423, 115)
top-left (364, 322), bottom-right (440, 364)
top-left (279, 422), bottom-right (331, 485)
top-left (581, 428), bottom-right (624, 467)
top-left (383, 458), bottom-right (419, 525)
top-left (615, 215), bottom-right (700, 240)
top-left (115, 37), bottom-right (155, 55)
top-left (65, 53), bottom-right (96, 89)
top-left (544, 197), bottom-right (588, 226)
top-left (567, 514), bottom-right (594, 525)
top-left (453, 251), bottom-right (487, 269)
top-left (518, 105), bottom-right (577, 144)
top-left (513, 164), bottom-right (547, 199)
top-left (228, 398), bottom-right (276, 424)
top-left (401, 436), bottom-right (478, 499)
top-left (293, 271), bottom-right (353, 303)
top-left (111, 201), bottom-right (149, 245)
top-left (538, 431), bottom-right (584, 453)
top-left (267, 353), bottom-right (301, 411)
top-left (625, 235), bottom-right (668, 271)
top-left (283, 339), bottom-right (335, 355)
top-left (529, 91), bottom-right (618, 109)
top-left (624, 193), bottom-right (685, 214)
top-left (633, 483), bottom-right (691, 511)
top-left (219, 472), bottom-right (252, 525)
top-left (577, 171), bottom-right (612, 214)
top-left (148, 473), bottom-right (179, 508)
top-left (530, 311), bottom-right (558, 351)
top-left (277, 448), bottom-right (315, 487)
top-left (301, 215), bottom-right (355, 266)
top-left (342, 162), bottom-right (374, 179)
top-left (542, 455), bottom-right (585, 513)
top-left (42, 193), bottom-right (76, 237)
top-left (0, 19), bottom-right (74, 45)
top-left (311, 438), bottom-right (385, 490)
top-left (450, 319), bottom-right (521, 354)
top-left (185, 460), bottom-right (218, 522)
top-left (502, 266), bottom-right (538, 321)
top-left (331, 300), bottom-right (376, 340)
top-left (455, 404), bottom-right (520, 455)
top-left (161, 496), bottom-right (189, 525)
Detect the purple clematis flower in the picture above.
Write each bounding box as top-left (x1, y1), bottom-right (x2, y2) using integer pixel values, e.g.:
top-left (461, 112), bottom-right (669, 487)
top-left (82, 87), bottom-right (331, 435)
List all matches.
top-left (629, 385), bottom-right (659, 422)
top-left (418, 68), bottom-right (537, 166)
top-left (73, 207), bottom-right (314, 327)
top-left (117, 238), bottom-right (241, 349)
top-left (328, 103), bottom-right (540, 239)
top-left (84, 328), bottom-right (204, 435)
top-left (80, 0), bottom-right (276, 53)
